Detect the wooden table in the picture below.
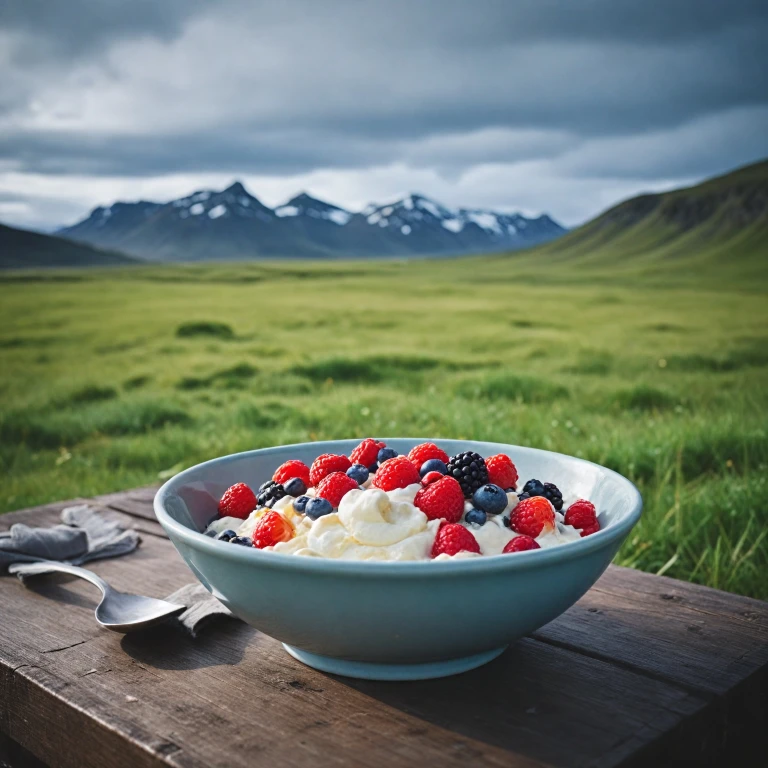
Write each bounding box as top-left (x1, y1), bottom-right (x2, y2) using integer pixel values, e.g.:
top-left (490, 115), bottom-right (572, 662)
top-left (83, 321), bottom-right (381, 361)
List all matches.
top-left (1, 487), bottom-right (766, 768)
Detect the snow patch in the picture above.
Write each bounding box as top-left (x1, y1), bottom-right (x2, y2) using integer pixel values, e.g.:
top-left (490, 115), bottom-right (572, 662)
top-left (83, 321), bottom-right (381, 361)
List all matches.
top-left (367, 212), bottom-right (381, 225)
top-left (442, 219), bottom-right (463, 233)
top-left (275, 205), bottom-right (299, 217)
top-left (189, 203), bottom-right (205, 216)
top-left (417, 198), bottom-right (443, 219)
top-left (381, 206), bottom-right (394, 216)
top-left (239, 197), bottom-right (250, 207)
top-left (506, 223), bottom-right (517, 234)
top-left (401, 224), bottom-right (411, 235)
top-left (191, 191), bottom-right (211, 203)
top-left (402, 196), bottom-right (414, 211)
top-left (467, 212), bottom-right (501, 234)
top-left (378, 219), bottom-right (389, 227)
top-left (327, 209), bottom-right (351, 225)
top-left (208, 204), bottom-right (227, 219)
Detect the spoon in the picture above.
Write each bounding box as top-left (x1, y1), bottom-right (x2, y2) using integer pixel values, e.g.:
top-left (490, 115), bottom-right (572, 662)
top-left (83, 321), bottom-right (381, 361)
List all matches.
top-left (9, 561), bottom-right (185, 633)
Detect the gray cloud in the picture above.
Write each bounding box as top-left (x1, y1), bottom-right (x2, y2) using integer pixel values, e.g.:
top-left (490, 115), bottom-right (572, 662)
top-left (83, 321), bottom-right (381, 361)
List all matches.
top-left (0, 0), bottom-right (767, 230)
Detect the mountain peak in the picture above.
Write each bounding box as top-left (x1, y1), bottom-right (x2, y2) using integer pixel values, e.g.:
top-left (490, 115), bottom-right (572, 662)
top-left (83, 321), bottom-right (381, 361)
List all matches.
top-left (223, 181), bottom-right (248, 196)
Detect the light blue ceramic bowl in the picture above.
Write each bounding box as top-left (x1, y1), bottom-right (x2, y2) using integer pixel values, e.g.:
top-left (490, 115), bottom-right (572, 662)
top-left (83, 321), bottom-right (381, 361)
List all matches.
top-left (154, 439), bottom-right (642, 680)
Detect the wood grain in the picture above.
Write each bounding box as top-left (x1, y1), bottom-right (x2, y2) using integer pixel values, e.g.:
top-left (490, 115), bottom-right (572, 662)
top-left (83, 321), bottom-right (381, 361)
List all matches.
top-left (1, 495), bottom-right (767, 768)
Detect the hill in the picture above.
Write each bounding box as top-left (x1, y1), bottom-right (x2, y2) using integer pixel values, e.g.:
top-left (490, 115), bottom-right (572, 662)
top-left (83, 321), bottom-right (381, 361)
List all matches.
top-left (532, 158), bottom-right (768, 276)
top-left (0, 222), bottom-right (138, 270)
top-left (56, 183), bottom-right (566, 261)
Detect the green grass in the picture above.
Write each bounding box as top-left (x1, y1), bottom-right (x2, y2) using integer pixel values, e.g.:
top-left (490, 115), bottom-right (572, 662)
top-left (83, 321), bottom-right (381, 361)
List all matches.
top-left (1, 251), bottom-right (767, 599)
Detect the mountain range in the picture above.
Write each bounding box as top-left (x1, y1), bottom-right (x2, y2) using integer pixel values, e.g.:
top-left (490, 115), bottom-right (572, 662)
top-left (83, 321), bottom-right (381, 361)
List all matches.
top-left (56, 183), bottom-right (566, 261)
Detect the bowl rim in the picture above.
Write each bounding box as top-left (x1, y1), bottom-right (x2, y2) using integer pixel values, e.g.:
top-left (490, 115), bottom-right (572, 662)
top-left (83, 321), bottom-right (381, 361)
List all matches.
top-left (154, 438), bottom-right (643, 577)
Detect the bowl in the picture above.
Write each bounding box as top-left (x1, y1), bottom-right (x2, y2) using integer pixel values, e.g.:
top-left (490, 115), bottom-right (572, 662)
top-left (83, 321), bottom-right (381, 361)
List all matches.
top-left (154, 439), bottom-right (642, 680)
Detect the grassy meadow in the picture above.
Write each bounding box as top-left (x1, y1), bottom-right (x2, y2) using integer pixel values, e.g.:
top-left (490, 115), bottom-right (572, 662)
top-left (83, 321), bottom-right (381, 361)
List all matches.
top-left (1, 252), bottom-right (767, 598)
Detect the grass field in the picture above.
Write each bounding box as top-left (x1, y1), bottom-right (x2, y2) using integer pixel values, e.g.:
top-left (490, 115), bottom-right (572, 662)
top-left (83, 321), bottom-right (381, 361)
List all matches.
top-left (1, 252), bottom-right (767, 598)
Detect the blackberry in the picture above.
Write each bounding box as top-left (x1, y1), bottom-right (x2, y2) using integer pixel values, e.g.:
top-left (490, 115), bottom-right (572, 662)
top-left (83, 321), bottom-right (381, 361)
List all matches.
top-left (520, 479), bottom-right (563, 511)
top-left (446, 450), bottom-right (489, 498)
top-left (257, 480), bottom-right (286, 508)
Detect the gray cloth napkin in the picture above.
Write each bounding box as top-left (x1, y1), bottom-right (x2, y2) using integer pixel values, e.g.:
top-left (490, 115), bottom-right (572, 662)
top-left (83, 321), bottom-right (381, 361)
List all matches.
top-left (2, 505), bottom-right (235, 636)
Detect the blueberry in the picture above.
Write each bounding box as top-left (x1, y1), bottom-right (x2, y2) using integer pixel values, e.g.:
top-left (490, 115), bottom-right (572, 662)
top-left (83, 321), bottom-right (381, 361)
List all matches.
top-left (217, 529), bottom-right (237, 541)
top-left (522, 479), bottom-right (545, 498)
top-left (258, 480), bottom-right (272, 492)
top-left (284, 477), bottom-right (307, 497)
top-left (502, 516), bottom-right (511, 528)
top-left (305, 497), bottom-right (334, 520)
top-left (377, 447), bottom-right (398, 463)
top-left (347, 463), bottom-right (369, 484)
top-left (293, 495), bottom-right (310, 513)
top-left (472, 484), bottom-right (508, 515)
top-left (419, 458), bottom-right (447, 477)
top-left (230, 536), bottom-right (252, 546)
top-left (465, 508), bottom-right (487, 526)
top-left (368, 462), bottom-right (379, 473)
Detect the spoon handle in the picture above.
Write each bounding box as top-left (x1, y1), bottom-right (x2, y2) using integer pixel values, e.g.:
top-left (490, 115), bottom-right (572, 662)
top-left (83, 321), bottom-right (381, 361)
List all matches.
top-left (9, 560), bottom-right (112, 598)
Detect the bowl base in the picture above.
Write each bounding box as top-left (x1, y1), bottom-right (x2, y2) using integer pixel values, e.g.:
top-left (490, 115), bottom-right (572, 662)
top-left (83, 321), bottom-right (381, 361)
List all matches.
top-left (283, 644), bottom-right (507, 681)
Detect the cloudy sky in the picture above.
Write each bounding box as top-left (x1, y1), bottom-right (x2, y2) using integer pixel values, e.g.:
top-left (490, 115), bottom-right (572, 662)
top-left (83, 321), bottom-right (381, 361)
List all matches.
top-left (2, 0), bottom-right (768, 231)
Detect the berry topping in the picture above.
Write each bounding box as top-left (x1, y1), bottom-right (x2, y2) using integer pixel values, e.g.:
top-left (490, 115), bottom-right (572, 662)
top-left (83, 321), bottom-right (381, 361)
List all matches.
top-left (257, 480), bottom-right (287, 508)
top-left (564, 500), bottom-right (600, 537)
top-left (310, 453), bottom-right (352, 486)
top-left (509, 496), bottom-right (556, 538)
top-left (446, 450), bottom-right (489, 498)
top-left (431, 522), bottom-right (481, 558)
top-left (471, 483), bottom-right (508, 515)
top-left (372, 455), bottom-right (421, 491)
top-left (217, 528), bottom-right (237, 541)
top-left (230, 536), bottom-right (253, 547)
top-left (273, 459), bottom-right (311, 487)
top-left (486, 454), bottom-right (519, 491)
top-left (377, 447), bottom-right (398, 463)
top-left (293, 495), bottom-right (310, 513)
top-left (316, 471), bottom-right (359, 508)
top-left (350, 438), bottom-right (386, 468)
top-left (464, 508), bottom-right (487, 526)
top-left (346, 463), bottom-right (370, 484)
top-left (503, 535), bottom-right (540, 553)
top-left (252, 510), bottom-right (294, 549)
top-left (408, 442), bottom-right (450, 469)
top-left (283, 477), bottom-right (308, 497)
top-left (217, 482), bottom-right (257, 519)
top-left (414, 475), bottom-right (465, 523)
top-left (421, 470), bottom-right (445, 486)
top-left (304, 497), bottom-right (334, 520)
top-left (419, 458), bottom-right (448, 477)
top-left (521, 479), bottom-right (563, 511)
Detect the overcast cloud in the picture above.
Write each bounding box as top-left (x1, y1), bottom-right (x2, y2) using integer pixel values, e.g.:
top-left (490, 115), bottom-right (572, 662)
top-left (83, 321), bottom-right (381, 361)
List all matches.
top-left (1, 0), bottom-right (767, 230)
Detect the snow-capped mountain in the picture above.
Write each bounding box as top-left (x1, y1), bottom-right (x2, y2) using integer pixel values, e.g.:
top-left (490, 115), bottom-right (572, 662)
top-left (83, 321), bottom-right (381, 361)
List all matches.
top-left (58, 182), bottom-right (566, 261)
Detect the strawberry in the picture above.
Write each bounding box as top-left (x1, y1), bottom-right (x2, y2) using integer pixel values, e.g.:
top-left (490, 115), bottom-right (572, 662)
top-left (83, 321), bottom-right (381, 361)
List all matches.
top-left (565, 500), bottom-right (600, 537)
top-left (421, 471), bottom-right (445, 486)
top-left (350, 438), bottom-right (386, 468)
top-left (431, 522), bottom-right (481, 557)
top-left (217, 482), bottom-right (257, 520)
top-left (273, 459), bottom-right (310, 487)
top-left (371, 455), bottom-right (421, 491)
top-left (316, 471), bottom-right (358, 508)
top-left (252, 510), bottom-right (294, 549)
top-left (503, 535), bottom-right (540, 553)
top-left (414, 475), bottom-right (465, 523)
top-left (509, 496), bottom-right (555, 538)
top-left (309, 453), bottom-right (352, 486)
top-left (486, 454), bottom-right (519, 490)
top-left (407, 442), bottom-right (450, 468)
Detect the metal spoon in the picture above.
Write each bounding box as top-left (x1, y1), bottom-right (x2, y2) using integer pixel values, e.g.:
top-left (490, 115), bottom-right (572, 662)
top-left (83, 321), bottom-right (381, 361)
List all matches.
top-left (9, 561), bottom-right (185, 633)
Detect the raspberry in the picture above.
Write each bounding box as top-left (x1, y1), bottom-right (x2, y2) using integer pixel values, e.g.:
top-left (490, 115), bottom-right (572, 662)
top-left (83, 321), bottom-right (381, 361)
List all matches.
top-left (414, 475), bottom-right (465, 523)
top-left (446, 451), bottom-right (489, 497)
top-left (372, 455), bottom-right (421, 491)
top-left (407, 442), bottom-right (450, 468)
top-left (503, 535), bottom-right (540, 553)
top-left (273, 459), bottom-right (310, 487)
top-left (310, 453), bottom-right (352, 486)
top-left (316, 471), bottom-right (359, 508)
top-left (509, 496), bottom-right (555, 538)
top-left (431, 522), bottom-right (481, 558)
top-left (350, 438), bottom-right (386, 468)
top-left (565, 500), bottom-right (599, 537)
top-left (252, 510), bottom-right (294, 549)
top-left (217, 482), bottom-right (257, 519)
top-left (486, 454), bottom-right (518, 490)
top-left (421, 471), bottom-right (444, 486)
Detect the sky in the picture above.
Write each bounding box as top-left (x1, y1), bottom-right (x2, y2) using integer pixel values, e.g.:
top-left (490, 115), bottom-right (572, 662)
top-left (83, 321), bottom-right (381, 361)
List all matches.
top-left (1, 0), bottom-right (768, 231)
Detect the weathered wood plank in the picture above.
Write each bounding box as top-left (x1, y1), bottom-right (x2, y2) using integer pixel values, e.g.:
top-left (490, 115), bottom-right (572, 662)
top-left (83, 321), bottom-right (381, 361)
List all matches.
top-left (1, 500), bottom-right (767, 768)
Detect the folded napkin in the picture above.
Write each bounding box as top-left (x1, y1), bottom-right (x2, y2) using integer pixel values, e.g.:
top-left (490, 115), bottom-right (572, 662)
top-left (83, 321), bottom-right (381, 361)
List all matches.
top-left (3, 505), bottom-right (234, 637)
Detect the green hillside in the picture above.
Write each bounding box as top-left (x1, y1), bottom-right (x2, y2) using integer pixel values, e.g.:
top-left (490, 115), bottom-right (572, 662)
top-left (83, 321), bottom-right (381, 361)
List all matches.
top-left (531, 159), bottom-right (768, 279)
top-left (0, 222), bottom-right (138, 269)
